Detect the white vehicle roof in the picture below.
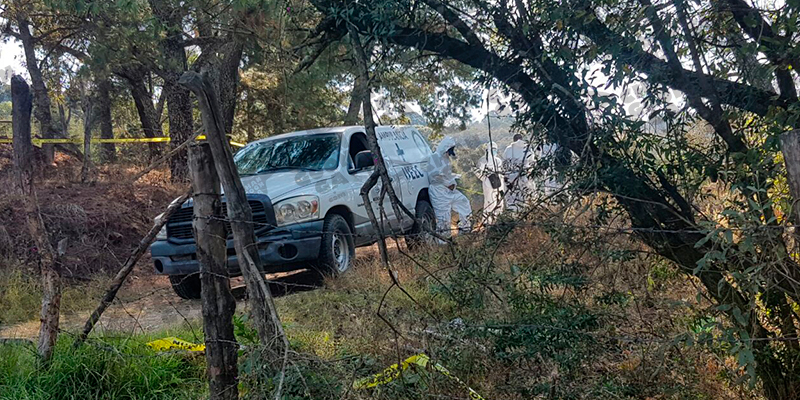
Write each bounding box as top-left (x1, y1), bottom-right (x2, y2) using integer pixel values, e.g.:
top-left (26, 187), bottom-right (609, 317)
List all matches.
top-left (247, 125), bottom-right (413, 145)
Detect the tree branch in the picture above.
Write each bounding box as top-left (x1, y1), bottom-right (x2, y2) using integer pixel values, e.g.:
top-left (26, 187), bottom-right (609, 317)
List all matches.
top-left (721, 0), bottom-right (798, 100)
top-left (577, 8), bottom-right (791, 120)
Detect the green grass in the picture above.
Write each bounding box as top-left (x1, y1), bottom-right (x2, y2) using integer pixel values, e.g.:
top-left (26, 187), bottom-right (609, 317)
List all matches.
top-left (0, 331), bottom-right (206, 400)
top-left (0, 268), bottom-right (108, 326)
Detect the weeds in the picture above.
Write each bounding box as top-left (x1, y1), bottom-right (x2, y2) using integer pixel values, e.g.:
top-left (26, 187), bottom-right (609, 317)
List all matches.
top-left (0, 215), bottom-right (763, 399)
top-left (0, 336), bottom-right (205, 400)
top-left (0, 269), bottom-right (107, 325)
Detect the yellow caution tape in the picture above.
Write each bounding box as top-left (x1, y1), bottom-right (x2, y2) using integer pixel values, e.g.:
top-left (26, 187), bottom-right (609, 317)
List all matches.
top-left (353, 354), bottom-right (424, 389)
top-left (39, 138), bottom-right (82, 144)
top-left (0, 136), bottom-right (246, 147)
top-left (95, 137), bottom-right (171, 143)
top-left (146, 337), bottom-right (205, 352)
top-left (353, 353), bottom-right (486, 399)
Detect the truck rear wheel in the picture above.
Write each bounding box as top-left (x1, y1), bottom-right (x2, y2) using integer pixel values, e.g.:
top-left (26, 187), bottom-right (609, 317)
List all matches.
top-left (316, 214), bottom-right (355, 275)
top-left (406, 199), bottom-right (436, 249)
top-left (169, 274), bottom-right (202, 300)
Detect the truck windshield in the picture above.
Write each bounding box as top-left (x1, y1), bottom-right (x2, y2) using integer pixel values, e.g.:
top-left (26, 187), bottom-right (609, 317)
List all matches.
top-left (234, 133), bottom-right (341, 175)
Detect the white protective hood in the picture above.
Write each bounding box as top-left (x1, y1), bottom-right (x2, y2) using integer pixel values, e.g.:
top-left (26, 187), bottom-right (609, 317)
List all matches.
top-left (436, 136), bottom-right (456, 155)
top-left (427, 136), bottom-right (458, 187)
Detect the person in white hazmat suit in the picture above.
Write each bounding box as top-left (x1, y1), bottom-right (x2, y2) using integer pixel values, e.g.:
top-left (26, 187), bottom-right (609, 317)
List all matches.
top-left (502, 133), bottom-right (534, 212)
top-left (476, 142), bottom-right (506, 225)
top-left (426, 136), bottom-right (472, 238)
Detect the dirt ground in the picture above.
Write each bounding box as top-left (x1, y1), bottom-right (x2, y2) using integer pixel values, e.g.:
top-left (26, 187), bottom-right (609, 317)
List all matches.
top-left (0, 157), bottom-right (400, 341)
top-left (0, 243), bottom-right (392, 339)
top-left (0, 271), bottom-right (324, 339)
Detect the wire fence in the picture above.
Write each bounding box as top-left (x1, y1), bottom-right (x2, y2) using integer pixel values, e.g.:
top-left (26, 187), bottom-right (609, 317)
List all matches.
top-left (4, 168), bottom-right (799, 399)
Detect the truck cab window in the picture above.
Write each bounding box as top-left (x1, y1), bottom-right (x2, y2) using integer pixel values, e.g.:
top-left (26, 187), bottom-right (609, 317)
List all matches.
top-left (348, 132), bottom-right (369, 167)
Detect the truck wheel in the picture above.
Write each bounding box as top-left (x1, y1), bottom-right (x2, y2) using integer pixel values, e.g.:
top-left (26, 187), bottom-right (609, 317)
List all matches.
top-left (169, 274), bottom-right (202, 300)
top-left (406, 199), bottom-right (436, 250)
top-left (317, 214), bottom-right (355, 275)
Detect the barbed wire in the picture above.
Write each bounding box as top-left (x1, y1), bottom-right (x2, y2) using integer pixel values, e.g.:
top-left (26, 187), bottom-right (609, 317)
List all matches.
top-left (187, 213), bottom-right (800, 239)
top-left (6, 189), bottom-right (800, 399)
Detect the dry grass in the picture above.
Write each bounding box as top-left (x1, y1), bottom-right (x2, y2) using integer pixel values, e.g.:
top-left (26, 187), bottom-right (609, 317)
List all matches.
top-left (0, 263), bottom-right (111, 326)
top-left (0, 159), bottom-right (762, 399)
top-left (270, 225), bottom-right (757, 399)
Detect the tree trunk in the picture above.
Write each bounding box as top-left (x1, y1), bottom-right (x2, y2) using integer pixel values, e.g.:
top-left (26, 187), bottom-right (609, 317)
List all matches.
top-left (148, 0), bottom-right (193, 181)
top-left (12, 76), bottom-right (34, 193)
top-left (74, 190), bottom-right (190, 347)
top-left (57, 102), bottom-right (71, 136)
top-left (0, 225), bottom-right (12, 255)
top-left (179, 71), bottom-right (288, 360)
top-left (781, 130), bottom-right (800, 224)
top-left (16, 17), bottom-right (59, 165)
top-left (193, 39), bottom-right (244, 136)
top-left (164, 83), bottom-right (193, 180)
top-left (96, 77), bottom-right (116, 162)
top-left (216, 42), bottom-right (244, 136)
top-left (188, 143), bottom-right (239, 400)
top-left (11, 75), bottom-right (61, 363)
top-left (118, 67), bottom-right (163, 159)
top-left (80, 101), bottom-right (93, 183)
top-left (344, 73), bottom-right (367, 125)
top-left (348, 27), bottom-right (405, 226)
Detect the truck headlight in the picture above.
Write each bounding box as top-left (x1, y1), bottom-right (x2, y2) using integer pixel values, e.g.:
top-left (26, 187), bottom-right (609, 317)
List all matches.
top-left (274, 195), bottom-right (319, 226)
top-left (155, 213), bottom-right (167, 240)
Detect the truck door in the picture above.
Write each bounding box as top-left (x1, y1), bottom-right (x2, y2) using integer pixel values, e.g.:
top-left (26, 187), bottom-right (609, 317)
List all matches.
top-left (378, 128), bottom-right (431, 231)
top-left (391, 127), bottom-right (432, 211)
top-left (374, 130), bottom-right (405, 231)
top-left (346, 131), bottom-right (402, 241)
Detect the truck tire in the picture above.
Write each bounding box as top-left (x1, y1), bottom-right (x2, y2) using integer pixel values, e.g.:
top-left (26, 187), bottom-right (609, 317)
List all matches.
top-left (169, 274), bottom-right (202, 300)
top-left (316, 214), bottom-right (355, 275)
top-left (406, 199), bottom-right (436, 250)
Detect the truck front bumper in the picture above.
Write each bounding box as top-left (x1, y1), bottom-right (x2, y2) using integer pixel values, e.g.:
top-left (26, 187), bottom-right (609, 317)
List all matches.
top-left (150, 220), bottom-right (324, 276)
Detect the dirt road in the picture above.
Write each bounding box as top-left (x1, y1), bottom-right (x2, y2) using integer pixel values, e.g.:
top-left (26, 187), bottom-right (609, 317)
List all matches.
top-left (0, 269), bottom-right (323, 339)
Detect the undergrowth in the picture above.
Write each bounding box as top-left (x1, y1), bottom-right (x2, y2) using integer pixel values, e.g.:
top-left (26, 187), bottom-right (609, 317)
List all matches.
top-left (0, 221), bottom-right (758, 399)
top-left (0, 334), bottom-right (205, 400)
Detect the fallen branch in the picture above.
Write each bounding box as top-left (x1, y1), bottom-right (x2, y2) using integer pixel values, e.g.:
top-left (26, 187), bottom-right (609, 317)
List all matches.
top-left (73, 189), bottom-right (191, 348)
top-left (130, 131), bottom-right (202, 183)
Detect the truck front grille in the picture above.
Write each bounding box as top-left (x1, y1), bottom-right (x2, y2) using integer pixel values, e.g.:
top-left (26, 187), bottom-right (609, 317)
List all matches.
top-left (167, 200), bottom-right (270, 240)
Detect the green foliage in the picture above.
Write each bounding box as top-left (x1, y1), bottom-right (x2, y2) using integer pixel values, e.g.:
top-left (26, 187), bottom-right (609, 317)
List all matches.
top-left (0, 83), bottom-right (10, 103)
top-left (0, 101), bottom-right (12, 119)
top-left (0, 338), bottom-right (205, 400)
top-left (232, 314), bottom-right (260, 346)
top-left (239, 353), bottom-right (348, 400)
top-left (488, 267), bottom-right (599, 379)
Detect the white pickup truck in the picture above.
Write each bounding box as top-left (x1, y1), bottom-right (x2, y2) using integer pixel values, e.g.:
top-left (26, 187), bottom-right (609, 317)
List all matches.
top-left (150, 125), bottom-right (436, 299)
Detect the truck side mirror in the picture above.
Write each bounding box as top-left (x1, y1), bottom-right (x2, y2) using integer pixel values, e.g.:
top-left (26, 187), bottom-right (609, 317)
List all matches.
top-left (353, 150), bottom-right (374, 171)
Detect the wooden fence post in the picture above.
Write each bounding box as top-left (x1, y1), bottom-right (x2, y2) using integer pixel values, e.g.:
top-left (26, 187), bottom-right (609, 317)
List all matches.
top-left (188, 142), bottom-right (238, 400)
top-left (11, 74), bottom-right (61, 363)
top-left (178, 71), bottom-right (288, 369)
